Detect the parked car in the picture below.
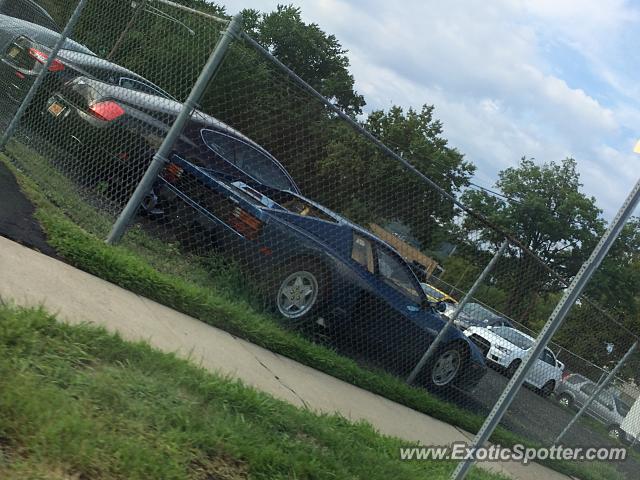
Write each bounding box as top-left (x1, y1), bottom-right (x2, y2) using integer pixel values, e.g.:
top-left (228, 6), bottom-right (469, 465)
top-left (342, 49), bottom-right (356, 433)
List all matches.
top-left (0, 17), bottom-right (301, 199)
top-left (464, 325), bottom-right (564, 396)
top-left (0, 0), bottom-right (59, 32)
top-left (0, 14), bottom-right (92, 112)
top-left (152, 159), bottom-right (487, 390)
top-left (449, 301), bottom-right (511, 330)
top-left (420, 282), bottom-right (457, 304)
top-left (556, 373), bottom-right (632, 440)
top-left (27, 74), bottom-right (299, 201)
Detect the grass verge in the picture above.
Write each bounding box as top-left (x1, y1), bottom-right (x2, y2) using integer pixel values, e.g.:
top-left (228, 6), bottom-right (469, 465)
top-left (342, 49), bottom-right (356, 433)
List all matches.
top-left (0, 143), bottom-right (626, 480)
top-left (0, 303), bottom-right (508, 480)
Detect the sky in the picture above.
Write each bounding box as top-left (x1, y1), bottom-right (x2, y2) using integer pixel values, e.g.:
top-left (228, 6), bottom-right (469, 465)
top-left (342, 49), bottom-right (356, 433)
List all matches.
top-left (220, 0), bottom-right (640, 219)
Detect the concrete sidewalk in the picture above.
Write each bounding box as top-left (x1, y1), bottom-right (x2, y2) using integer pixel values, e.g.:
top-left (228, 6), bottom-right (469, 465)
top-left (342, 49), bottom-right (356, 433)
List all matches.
top-left (0, 235), bottom-right (575, 480)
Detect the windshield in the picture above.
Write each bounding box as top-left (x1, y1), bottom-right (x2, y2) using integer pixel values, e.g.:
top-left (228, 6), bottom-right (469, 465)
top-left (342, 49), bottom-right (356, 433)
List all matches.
top-left (462, 302), bottom-right (499, 321)
top-left (491, 326), bottom-right (533, 350)
top-left (421, 283), bottom-right (445, 300)
top-left (378, 248), bottom-right (422, 301)
top-left (201, 129), bottom-right (294, 192)
top-left (614, 396), bottom-right (631, 417)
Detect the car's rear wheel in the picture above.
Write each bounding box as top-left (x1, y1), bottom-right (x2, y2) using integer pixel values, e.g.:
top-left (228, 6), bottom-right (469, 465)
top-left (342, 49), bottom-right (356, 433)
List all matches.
top-left (274, 263), bottom-right (327, 323)
top-left (608, 425), bottom-right (622, 440)
top-left (557, 393), bottom-right (573, 408)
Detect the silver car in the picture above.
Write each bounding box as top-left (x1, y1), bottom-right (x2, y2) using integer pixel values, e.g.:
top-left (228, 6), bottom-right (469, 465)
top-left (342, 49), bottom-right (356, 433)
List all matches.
top-left (556, 373), bottom-right (631, 440)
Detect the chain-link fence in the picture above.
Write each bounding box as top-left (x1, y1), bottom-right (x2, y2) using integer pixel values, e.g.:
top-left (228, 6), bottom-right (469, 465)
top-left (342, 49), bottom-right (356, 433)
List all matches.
top-left (1, 1), bottom-right (639, 479)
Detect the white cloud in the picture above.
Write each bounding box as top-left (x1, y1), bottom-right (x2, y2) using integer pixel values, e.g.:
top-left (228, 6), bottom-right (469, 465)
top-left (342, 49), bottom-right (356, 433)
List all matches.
top-left (220, 0), bottom-right (640, 217)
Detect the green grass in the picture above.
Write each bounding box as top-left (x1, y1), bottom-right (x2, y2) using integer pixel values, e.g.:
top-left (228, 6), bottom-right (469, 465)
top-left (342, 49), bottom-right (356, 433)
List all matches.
top-left (0, 303), bottom-right (507, 480)
top-left (0, 143), bottom-right (626, 480)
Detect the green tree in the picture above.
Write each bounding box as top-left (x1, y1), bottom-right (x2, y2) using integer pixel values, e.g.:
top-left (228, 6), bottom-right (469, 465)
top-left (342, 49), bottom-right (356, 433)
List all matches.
top-left (318, 105), bottom-right (474, 246)
top-left (242, 5), bottom-right (365, 116)
top-left (460, 157), bottom-right (605, 321)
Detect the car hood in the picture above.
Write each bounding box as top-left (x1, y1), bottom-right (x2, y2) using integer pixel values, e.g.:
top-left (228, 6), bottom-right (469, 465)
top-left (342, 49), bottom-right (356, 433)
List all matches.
top-left (464, 326), bottom-right (525, 352)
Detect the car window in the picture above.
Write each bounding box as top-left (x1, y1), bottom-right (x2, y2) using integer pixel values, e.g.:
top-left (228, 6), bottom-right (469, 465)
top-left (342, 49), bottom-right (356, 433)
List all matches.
top-left (596, 392), bottom-right (614, 409)
top-left (580, 382), bottom-right (596, 396)
top-left (201, 129), bottom-right (295, 192)
top-left (352, 235), bottom-right (374, 273)
top-left (614, 396), bottom-right (631, 417)
top-left (376, 247), bottom-right (421, 301)
top-left (540, 348), bottom-right (556, 366)
top-left (462, 302), bottom-right (499, 321)
top-left (566, 374), bottom-right (589, 385)
top-left (118, 77), bottom-right (173, 100)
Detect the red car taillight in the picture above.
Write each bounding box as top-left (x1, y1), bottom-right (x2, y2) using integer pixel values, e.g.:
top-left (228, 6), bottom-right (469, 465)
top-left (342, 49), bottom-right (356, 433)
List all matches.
top-left (163, 163), bottom-right (183, 183)
top-left (28, 47), bottom-right (65, 72)
top-left (230, 206), bottom-right (263, 240)
top-left (88, 101), bottom-right (125, 121)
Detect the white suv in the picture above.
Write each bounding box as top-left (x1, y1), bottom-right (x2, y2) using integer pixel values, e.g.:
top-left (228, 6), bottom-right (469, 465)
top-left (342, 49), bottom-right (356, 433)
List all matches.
top-left (464, 325), bottom-right (564, 397)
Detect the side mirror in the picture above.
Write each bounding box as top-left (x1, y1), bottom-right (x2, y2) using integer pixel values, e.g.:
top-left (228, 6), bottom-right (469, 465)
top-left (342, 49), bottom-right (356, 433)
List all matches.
top-left (436, 301), bottom-right (447, 313)
top-left (420, 297), bottom-right (431, 310)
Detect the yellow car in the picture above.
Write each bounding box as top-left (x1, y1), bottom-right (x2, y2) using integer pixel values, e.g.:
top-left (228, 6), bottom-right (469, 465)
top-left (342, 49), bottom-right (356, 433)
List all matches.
top-left (420, 283), bottom-right (458, 304)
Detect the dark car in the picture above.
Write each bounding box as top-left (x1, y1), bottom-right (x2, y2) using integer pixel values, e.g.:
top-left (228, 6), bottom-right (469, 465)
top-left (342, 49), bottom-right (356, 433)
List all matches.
top-left (152, 157), bottom-right (488, 390)
top-left (31, 74), bottom-right (300, 198)
top-left (0, 20), bottom-right (299, 196)
top-left (0, 14), bottom-right (92, 113)
top-left (0, 0), bottom-right (60, 32)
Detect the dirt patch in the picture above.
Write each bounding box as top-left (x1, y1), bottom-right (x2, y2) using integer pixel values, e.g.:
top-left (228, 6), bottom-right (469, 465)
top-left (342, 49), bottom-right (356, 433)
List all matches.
top-left (190, 452), bottom-right (249, 480)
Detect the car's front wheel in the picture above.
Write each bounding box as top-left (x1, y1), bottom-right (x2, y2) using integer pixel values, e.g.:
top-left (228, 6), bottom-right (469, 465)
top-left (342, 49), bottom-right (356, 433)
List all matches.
top-left (274, 265), bottom-right (326, 322)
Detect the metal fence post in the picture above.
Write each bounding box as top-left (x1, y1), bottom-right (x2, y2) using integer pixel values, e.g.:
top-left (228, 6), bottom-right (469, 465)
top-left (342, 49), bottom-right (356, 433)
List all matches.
top-left (0, 0), bottom-right (90, 151)
top-left (105, 12), bottom-right (243, 245)
top-left (450, 172), bottom-right (640, 480)
top-left (406, 239), bottom-right (508, 385)
top-left (554, 341), bottom-right (637, 445)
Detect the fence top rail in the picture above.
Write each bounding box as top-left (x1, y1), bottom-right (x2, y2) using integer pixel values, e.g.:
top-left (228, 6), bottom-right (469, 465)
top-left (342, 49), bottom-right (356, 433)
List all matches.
top-left (151, 0), bottom-right (229, 24)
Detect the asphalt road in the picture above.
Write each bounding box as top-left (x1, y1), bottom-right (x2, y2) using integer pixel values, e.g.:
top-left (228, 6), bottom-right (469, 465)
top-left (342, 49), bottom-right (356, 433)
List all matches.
top-left (0, 160), bottom-right (57, 257)
top-left (445, 366), bottom-right (640, 478)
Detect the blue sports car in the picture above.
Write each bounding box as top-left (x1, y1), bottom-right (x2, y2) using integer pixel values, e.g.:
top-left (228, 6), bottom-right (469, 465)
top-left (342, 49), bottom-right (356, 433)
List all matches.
top-left (155, 155), bottom-right (488, 391)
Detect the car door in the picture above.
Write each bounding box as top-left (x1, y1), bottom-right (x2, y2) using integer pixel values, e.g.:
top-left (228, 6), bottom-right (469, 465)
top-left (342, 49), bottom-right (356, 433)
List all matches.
top-left (528, 347), bottom-right (556, 388)
top-left (370, 243), bottom-right (431, 372)
top-left (576, 382), bottom-right (601, 420)
top-left (593, 391), bottom-right (617, 424)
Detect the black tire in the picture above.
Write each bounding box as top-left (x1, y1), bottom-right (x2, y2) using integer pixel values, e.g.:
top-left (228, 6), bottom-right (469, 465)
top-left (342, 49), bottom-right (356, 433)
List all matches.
top-left (505, 359), bottom-right (521, 378)
top-left (608, 425), bottom-right (622, 441)
top-left (557, 393), bottom-right (573, 409)
top-left (272, 260), bottom-right (328, 324)
top-left (426, 343), bottom-right (468, 390)
top-left (540, 380), bottom-right (555, 398)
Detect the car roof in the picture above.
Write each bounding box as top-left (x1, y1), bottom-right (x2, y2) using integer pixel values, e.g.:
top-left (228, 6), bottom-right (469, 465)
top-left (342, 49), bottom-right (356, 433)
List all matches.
top-left (58, 49), bottom-right (144, 79)
top-left (0, 13), bottom-right (93, 54)
top-left (77, 75), bottom-right (264, 144)
top-left (493, 326), bottom-right (536, 342)
top-left (0, 0), bottom-right (59, 31)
